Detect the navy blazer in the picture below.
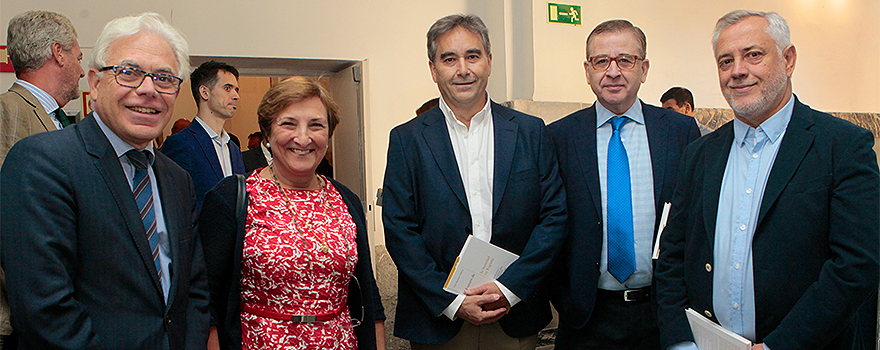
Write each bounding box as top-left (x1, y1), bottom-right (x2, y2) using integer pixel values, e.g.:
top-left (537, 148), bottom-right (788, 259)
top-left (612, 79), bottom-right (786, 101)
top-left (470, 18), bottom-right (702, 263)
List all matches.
top-left (382, 102), bottom-right (568, 344)
top-left (655, 97), bottom-right (880, 350)
top-left (161, 120), bottom-right (245, 208)
top-left (0, 113), bottom-right (210, 349)
top-left (546, 101), bottom-right (700, 329)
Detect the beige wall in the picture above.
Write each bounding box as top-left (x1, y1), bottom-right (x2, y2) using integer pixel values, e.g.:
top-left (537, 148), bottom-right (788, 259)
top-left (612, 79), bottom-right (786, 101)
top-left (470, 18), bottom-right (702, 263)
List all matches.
top-left (2, 0), bottom-right (878, 247)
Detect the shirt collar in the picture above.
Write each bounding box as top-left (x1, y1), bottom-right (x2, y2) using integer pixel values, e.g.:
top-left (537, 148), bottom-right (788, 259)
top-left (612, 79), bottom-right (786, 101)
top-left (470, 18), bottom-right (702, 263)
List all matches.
top-left (438, 91), bottom-right (493, 129)
top-left (15, 80), bottom-right (59, 114)
top-left (93, 112), bottom-right (155, 164)
top-left (194, 116), bottom-right (230, 144)
top-left (732, 93), bottom-right (794, 147)
top-left (595, 98), bottom-right (645, 129)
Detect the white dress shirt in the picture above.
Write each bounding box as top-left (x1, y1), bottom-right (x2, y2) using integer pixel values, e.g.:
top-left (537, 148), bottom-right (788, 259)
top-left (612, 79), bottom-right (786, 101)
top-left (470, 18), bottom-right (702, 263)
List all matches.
top-left (194, 117), bottom-right (232, 176)
top-left (436, 94), bottom-right (522, 320)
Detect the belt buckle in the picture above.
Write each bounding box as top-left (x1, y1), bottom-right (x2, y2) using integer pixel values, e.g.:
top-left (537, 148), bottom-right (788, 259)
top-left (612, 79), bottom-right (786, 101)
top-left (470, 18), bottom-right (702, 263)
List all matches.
top-left (623, 289), bottom-right (637, 302)
top-left (290, 314), bottom-right (318, 323)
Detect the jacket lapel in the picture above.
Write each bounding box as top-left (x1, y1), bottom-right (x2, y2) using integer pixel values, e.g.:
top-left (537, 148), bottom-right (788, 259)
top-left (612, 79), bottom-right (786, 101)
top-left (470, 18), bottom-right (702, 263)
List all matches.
top-left (492, 104), bottom-right (517, 217)
top-left (420, 108), bottom-right (469, 211)
top-left (702, 123), bottom-right (735, 242)
top-left (191, 121), bottom-right (223, 180)
top-left (81, 113), bottom-right (165, 298)
top-left (643, 103), bottom-right (668, 206)
top-left (757, 99), bottom-right (814, 225)
top-left (573, 106), bottom-right (603, 218)
top-left (9, 84), bottom-right (55, 132)
top-left (153, 156), bottom-right (181, 308)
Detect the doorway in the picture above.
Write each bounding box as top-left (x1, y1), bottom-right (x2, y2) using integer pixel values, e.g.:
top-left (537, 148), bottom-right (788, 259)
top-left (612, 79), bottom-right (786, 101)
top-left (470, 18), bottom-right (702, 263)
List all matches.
top-left (182, 56), bottom-right (369, 211)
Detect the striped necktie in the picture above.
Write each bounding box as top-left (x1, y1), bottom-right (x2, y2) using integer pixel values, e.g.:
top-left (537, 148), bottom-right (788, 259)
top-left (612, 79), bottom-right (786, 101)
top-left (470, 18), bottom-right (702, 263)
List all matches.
top-left (606, 116), bottom-right (636, 283)
top-left (125, 150), bottom-right (162, 282)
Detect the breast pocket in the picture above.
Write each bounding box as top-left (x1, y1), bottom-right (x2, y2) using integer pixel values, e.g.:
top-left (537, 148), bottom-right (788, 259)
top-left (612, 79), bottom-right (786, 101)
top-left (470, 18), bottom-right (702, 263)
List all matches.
top-left (509, 167), bottom-right (538, 183)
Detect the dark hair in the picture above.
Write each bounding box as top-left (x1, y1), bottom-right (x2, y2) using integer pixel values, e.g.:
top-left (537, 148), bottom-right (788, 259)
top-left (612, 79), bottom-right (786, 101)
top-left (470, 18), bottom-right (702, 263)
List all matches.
top-left (586, 19), bottom-right (647, 58)
top-left (427, 14), bottom-right (490, 62)
top-left (660, 87), bottom-right (694, 109)
top-left (190, 60), bottom-right (239, 107)
top-left (247, 131), bottom-right (262, 140)
top-left (257, 76), bottom-right (340, 138)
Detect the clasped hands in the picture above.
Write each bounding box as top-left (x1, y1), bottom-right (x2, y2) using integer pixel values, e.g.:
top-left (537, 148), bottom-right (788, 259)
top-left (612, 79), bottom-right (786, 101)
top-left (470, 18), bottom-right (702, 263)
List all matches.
top-left (454, 282), bottom-right (511, 325)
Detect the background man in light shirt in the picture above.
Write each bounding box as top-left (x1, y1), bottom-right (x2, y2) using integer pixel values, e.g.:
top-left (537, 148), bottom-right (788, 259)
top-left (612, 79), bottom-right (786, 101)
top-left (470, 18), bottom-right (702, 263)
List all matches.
top-left (161, 60), bottom-right (245, 208)
top-left (382, 13), bottom-right (567, 350)
top-left (655, 10), bottom-right (878, 350)
top-left (0, 10), bottom-right (84, 166)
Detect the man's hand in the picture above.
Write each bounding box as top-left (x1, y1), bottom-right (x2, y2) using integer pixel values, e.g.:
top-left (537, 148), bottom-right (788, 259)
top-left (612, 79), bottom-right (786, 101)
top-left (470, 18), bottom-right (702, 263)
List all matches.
top-left (455, 293), bottom-right (507, 325)
top-left (465, 282), bottom-right (510, 311)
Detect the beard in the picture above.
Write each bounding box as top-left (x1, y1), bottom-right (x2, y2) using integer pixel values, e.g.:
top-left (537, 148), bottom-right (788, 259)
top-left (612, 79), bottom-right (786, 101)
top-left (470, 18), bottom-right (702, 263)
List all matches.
top-left (723, 68), bottom-right (789, 123)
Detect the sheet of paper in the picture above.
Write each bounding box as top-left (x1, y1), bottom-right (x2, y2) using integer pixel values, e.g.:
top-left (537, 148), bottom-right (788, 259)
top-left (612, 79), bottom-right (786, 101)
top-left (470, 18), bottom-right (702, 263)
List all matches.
top-left (652, 202), bottom-right (672, 259)
top-left (443, 235), bottom-right (519, 295)
top-left (685, 308), bottom-right (752, 350)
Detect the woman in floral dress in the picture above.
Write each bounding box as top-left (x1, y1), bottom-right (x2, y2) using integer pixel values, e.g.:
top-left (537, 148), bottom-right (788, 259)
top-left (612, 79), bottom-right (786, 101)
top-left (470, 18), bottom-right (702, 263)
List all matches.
top-left (199, 77), bottom-right (384, 350)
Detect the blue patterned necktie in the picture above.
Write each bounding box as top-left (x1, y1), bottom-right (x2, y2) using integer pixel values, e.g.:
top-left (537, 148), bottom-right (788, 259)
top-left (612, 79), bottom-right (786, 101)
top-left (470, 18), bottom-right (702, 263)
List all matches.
top-left (125, 150), bottom-right (162, 282)
top-left (607, 116), bottom-right (636, 283)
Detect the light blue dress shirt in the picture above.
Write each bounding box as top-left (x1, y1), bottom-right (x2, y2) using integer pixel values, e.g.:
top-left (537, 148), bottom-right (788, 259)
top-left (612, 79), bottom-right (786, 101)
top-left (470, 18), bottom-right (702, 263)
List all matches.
top-left (94, 112), bottom-right (172, 300)
top-left (668, 95), bottom-right (794, 350)
top-left (595, 100), bottom-right (655, 290)
top-left (15, 80), bottom-right (63, 130)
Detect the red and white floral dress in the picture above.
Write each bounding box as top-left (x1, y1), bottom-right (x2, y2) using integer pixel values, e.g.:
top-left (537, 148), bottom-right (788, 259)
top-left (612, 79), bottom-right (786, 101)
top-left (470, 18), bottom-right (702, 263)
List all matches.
top-left (239, 172), bottom-right (359, 350)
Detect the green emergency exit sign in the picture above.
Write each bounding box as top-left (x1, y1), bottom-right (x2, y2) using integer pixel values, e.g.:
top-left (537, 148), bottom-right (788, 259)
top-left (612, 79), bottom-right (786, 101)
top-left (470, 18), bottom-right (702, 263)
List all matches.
top-left (548, 3), bottom-right (581, 26)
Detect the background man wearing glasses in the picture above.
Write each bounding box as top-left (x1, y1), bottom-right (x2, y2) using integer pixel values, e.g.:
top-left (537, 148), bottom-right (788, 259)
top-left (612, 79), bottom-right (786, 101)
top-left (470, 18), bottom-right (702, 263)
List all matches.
top-left (547, 19), bottom-right (699, 349)
top-left (655, 10), bottom-right (878, 350)
top-left (0, 12), bottom-right (209, 349)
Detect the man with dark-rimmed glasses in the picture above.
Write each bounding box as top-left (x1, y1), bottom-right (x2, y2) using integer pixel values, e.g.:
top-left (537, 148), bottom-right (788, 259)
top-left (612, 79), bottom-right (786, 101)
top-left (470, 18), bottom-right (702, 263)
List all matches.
top-left (547, 19), bottom-right (700, 349)
top-left (0, 12), bottom-right (209, 349)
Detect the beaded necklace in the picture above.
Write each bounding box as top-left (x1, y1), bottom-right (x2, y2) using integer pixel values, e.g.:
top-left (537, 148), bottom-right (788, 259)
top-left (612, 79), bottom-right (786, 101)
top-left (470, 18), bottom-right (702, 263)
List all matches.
top-left (269, 163), bottom-right (353, 267)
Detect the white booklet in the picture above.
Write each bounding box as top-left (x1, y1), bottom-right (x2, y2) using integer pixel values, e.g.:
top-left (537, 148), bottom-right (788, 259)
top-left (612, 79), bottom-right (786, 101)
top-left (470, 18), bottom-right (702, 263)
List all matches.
top-left (685, 308), bottom-right (752, 350)
top-left (443, 235), bottom-right (519, 295)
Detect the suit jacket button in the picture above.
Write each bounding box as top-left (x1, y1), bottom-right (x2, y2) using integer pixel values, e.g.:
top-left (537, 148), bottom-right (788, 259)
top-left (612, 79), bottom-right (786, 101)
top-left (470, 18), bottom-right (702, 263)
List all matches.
top-left (705, 263), bottom-right (712, 272)
top-left (166, 317), bottom-right (172, 325)
top-left (704, 310), bottom-right (713, 318)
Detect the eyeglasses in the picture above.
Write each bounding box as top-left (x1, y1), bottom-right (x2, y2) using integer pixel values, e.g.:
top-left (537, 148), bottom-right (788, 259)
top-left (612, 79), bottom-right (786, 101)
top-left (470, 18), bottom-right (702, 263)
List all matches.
top-left (587, 54), bottom-right (643, 71)
top-left (99, 65), bottom-right (182, 94)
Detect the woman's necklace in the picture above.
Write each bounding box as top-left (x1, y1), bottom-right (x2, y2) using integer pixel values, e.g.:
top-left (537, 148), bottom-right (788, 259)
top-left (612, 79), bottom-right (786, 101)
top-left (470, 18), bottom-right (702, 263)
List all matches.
top-left (269, 164), bottom-right (352, 266)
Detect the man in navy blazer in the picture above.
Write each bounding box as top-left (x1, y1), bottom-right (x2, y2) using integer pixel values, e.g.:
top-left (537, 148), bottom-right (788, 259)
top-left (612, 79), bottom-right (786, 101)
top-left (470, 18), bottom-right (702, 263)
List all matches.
top-left (382, 14), bottom-right (567, 349)
top-left (655, 11), bottom-right (878, 350)
top-left (162, 60), bottom-right (244, 208)
top-left (0, 13), bottom-right (209, 349)
top-left (547, 19), bottom-right (700, 349)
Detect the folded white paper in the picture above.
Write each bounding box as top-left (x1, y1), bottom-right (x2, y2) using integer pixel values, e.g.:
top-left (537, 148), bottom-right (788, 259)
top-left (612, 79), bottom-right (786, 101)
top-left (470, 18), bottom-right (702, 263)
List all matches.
top-left (443, 235), bottom-right (519, 295)
top-left (686, 308), bottom-right (752, 350)
top-left (652, 202), bottom-right (672, 260)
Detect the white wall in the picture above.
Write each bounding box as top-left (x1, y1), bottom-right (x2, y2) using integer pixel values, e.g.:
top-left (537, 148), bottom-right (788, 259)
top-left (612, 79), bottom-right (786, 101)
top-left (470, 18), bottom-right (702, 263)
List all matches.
top-left (3, 0), bottom-right (878, 246)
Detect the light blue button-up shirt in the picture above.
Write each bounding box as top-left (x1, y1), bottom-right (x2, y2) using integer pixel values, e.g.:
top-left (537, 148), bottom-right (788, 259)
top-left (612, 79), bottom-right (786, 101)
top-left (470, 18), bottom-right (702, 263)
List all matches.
top-left (94, 112), bottom-right (172, 300)
top-left (668, 95), bottom-right (794, 350)
top-left (595, 99), bottom-right (655, 290)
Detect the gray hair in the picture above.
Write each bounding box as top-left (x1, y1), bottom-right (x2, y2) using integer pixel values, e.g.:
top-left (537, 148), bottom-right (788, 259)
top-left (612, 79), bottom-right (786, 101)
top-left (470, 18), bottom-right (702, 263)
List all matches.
top-left (90, 12), bottom-right (191, 80)
top-left (712, 10), bottom-right (791, 54)
top-left (587, 19), bottom-right (647, 58)
top-left (6, 10), bottom-right (78, 75)
top-left (427, 14), bottom-right (491, 62)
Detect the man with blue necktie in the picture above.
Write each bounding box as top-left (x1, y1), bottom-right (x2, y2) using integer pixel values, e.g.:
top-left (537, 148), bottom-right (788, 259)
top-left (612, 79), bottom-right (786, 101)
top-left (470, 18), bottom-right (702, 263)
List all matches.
top-left (547, 19), bottom-right (700, 350)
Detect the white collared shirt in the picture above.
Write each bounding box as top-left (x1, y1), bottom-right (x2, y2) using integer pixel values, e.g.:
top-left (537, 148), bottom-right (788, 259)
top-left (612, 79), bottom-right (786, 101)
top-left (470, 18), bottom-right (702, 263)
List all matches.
top-left (194, 117), bottom-right (232, 176)
top-left (437, 93), bottom-right (522, 320)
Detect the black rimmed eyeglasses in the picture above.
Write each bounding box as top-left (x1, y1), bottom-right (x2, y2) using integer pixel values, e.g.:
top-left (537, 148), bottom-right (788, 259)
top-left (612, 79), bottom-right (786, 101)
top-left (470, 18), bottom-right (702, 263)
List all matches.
top-left (99, 65), bottom-right (183, 94)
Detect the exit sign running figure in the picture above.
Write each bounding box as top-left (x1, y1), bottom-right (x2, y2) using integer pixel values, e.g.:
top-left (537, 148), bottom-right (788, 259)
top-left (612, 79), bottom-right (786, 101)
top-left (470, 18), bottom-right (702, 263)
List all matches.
top-left (548, 3), bottom-right (581, 26)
